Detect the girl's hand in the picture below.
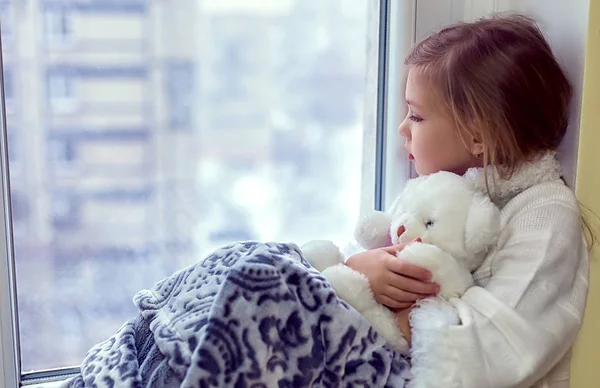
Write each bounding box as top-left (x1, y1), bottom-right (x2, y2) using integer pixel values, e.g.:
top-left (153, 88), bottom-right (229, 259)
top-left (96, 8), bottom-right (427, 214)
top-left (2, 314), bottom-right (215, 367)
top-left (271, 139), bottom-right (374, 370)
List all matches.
top-left (345, 244), bottom-right (439, 309)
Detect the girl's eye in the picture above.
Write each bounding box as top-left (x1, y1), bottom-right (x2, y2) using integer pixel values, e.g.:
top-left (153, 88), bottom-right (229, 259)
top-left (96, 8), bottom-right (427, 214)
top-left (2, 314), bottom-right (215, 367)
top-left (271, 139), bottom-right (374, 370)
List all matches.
top-left (409, 115), bottom-right (423, 123)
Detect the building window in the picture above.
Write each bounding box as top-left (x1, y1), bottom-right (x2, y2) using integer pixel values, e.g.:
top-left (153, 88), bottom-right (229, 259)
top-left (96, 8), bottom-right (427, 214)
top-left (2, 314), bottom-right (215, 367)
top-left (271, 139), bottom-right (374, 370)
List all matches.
top-left (165, 62), bottom-right (195, 130)
top-left (3, 67), bottom-right (15, 114)
top-left (10, 190), bottom-right (29, 224)
top-left (3, 67), bottom-right (13, 101)
top-left (9, 190), bottom-right (28, 241)
top-left (1, 8), bottom-right (14, 44)
top-left (46, 74), bottom-right (76, 113)
top-left (51, 193), bottom-right (80, 230)
top-left (49, 138), bottom-right (77, 169)
top-left (43, 9), bottom-right (72, 45)
top-left (7, 132), bottom-right (17, 165)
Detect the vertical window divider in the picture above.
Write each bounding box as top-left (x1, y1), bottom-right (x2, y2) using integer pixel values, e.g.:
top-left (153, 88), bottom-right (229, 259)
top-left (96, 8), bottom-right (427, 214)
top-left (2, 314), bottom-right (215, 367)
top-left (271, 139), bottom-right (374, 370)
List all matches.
top-left (0, 19), bottom-right (21, 388)
top-left (375, 0), bottom-right (417, 212)
top-left (373, 0), bottom-right (391, 212)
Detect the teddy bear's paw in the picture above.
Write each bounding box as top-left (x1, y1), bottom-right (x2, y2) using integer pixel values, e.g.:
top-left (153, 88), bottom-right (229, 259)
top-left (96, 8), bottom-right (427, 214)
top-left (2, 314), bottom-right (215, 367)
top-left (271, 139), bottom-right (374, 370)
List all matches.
top-left (408, 297), bottom-right (461, 388)
top-left (321, 264), bottom-right (374, 312)
top-left (411, 296), bottom-right (460, 330)
top-left (300, 240), bottom-right (345, 272)
top-left (436, 264), bottom-right (473, 298)
top-left (398, 243), bottom-right (474, 298)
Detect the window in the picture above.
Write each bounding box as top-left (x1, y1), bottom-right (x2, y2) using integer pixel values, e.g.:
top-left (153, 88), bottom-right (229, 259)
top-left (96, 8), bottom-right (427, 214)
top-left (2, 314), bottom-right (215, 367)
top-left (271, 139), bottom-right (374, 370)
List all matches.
top-left (0, 0), bottom-right (419, 385)
top-left (49, 138), bottom-right (78, 169)
top-left (46, 74), bottom-right (76, 113)
top-left (7, 132), bottom-right (17, 164)
top-left (165, 62), bottom-right (195, 130)
top-left (3, 67), bottom-right (15, 114)
top-left (3, 67), bottom-right (13, 102)
top-left (0, 5), bottom-right (14, 45)
top-left (9, 190), bottom-right (28, 225)
top-left (43, 9), bottom-right (72, 45)
top-left (51, 193), bottom-right (80, 230)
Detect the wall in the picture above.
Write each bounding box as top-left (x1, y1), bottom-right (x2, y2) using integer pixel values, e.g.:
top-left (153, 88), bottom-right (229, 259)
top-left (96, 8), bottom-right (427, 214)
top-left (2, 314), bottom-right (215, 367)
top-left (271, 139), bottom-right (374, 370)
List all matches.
top-left (572, 0), bottom-right (600, 385)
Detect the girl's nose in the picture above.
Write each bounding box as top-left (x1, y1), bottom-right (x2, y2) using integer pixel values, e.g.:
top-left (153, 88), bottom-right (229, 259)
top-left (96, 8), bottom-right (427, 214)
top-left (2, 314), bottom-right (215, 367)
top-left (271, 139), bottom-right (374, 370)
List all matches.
top-left (398, 120), bottom-right (410, 138)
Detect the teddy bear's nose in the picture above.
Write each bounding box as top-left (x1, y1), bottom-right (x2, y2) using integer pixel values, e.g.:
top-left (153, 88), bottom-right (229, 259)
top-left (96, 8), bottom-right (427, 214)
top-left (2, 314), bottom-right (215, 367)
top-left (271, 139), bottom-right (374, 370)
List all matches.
top-left (397, 225), bottom-right (406, 238)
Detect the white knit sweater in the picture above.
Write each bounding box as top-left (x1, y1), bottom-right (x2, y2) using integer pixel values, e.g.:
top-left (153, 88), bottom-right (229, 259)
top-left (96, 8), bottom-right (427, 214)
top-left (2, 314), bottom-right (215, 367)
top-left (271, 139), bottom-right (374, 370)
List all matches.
top-left (437, 152), bottom-right (590, 387)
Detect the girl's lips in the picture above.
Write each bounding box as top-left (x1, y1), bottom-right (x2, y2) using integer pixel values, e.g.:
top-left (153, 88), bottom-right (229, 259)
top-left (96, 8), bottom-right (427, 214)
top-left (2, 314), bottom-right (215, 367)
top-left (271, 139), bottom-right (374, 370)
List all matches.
top-left (408, 153), bottom-right (414, 160)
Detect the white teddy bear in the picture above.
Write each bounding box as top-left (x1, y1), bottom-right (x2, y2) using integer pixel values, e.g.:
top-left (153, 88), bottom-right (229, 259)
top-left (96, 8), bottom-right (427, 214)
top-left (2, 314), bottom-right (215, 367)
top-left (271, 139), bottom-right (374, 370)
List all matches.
top-left (301, 171), bottom-right (501, 354)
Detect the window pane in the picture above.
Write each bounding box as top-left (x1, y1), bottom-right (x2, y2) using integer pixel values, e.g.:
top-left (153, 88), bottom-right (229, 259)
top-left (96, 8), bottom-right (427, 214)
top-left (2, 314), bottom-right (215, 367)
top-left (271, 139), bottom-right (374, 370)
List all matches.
top-left (0, 0), bottom-right (379, 372)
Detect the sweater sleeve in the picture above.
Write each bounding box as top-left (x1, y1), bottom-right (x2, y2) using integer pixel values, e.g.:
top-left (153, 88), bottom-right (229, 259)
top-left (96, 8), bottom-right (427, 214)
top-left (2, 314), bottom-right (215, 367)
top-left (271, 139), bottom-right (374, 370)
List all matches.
top-left (445, 185), bottom-right (589, 387)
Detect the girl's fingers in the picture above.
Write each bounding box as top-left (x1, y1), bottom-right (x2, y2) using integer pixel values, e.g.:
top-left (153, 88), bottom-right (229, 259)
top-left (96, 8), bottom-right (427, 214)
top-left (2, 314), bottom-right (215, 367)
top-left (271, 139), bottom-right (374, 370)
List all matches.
top-left (387, 272), bottom-right (439, 295)
top-left (377, 294), bottom-right (412, 309)
top-left (386, 255), bottom-right (432, 281)
top-left (383, 284), bottom-right (423, 303)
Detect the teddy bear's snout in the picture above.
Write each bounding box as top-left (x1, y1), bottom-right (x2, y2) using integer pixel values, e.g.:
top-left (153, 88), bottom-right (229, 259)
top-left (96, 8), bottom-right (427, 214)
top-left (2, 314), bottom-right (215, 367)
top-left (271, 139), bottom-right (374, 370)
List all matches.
top-left (392, 213), bottom-right (427, 244)
top-left (396, 225), bottom-right (406, 239)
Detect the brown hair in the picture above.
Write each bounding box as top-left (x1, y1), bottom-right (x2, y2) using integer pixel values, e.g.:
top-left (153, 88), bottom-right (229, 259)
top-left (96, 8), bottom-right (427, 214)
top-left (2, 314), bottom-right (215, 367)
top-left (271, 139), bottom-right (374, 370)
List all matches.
top-left (404, 13), bottom-right (599, 249)
top-left (404, 13), bottom-right (571, 179)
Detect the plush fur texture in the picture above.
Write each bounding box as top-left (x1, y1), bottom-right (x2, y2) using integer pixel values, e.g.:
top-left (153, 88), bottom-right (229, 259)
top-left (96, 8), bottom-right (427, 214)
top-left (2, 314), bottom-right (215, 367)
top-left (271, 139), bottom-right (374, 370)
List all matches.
top-left (464, 151), bottom-right (563, 205)
top-left (301, 171), bottom-right (501, 385)
top-left (408, 297), bottom-right (461, 388)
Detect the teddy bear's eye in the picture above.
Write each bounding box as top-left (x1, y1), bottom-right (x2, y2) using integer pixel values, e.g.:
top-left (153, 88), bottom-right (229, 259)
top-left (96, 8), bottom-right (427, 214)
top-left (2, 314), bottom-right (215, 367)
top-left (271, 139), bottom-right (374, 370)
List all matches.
top-left (425, 220), bottom-right (434, 228)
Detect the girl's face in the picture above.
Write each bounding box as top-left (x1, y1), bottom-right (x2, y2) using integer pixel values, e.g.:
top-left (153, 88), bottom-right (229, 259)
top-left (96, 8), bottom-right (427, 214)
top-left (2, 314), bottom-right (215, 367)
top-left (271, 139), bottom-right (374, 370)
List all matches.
top-left (398, 69), bottom-right (483, 176)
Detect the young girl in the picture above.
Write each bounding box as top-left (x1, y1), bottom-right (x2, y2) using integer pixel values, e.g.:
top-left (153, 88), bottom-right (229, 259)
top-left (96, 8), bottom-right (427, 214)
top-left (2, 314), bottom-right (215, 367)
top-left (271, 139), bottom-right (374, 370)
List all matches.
top-left (347, 13), bottom-right (590, 387)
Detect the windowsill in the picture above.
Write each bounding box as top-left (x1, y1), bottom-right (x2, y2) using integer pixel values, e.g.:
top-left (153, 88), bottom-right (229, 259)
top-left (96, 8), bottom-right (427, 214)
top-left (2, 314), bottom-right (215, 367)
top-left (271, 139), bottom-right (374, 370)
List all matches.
top-left (24, 381), bottom-right (66, 388)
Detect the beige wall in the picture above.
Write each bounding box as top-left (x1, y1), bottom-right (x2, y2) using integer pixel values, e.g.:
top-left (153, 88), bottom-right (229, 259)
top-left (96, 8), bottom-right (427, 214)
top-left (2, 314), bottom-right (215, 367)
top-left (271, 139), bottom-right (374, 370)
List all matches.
top-left (572, 0), bottom-right (600, 386)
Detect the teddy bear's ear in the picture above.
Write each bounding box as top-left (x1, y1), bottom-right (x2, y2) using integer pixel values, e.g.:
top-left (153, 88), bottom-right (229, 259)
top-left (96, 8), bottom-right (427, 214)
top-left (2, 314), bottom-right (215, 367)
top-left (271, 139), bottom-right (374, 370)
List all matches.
top-left (464, 194), bottom-right (501, 267)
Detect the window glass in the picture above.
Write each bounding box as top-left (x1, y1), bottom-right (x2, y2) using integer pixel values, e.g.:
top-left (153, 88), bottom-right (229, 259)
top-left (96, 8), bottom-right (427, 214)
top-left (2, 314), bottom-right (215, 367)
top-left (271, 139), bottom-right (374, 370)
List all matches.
top-left (0, 0), bottom-right (378, 372)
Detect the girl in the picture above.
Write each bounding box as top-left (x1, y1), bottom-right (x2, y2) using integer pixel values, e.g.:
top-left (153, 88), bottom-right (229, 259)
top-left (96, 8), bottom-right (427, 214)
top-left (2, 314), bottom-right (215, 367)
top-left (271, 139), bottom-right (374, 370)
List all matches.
top-left (347, 13), bottom-right (590, 388)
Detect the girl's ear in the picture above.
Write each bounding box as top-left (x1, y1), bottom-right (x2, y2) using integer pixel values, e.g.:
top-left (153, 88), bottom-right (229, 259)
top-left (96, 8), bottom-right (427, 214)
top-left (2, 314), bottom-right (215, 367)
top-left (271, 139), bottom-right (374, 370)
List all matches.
top-left (470, 136), bottom-right (484, 156)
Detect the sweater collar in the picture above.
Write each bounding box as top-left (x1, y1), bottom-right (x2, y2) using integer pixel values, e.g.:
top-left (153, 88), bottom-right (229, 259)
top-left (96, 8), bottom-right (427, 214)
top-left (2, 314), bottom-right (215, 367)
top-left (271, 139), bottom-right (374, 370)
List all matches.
top-left (463, 151), bottom-right (563, 206)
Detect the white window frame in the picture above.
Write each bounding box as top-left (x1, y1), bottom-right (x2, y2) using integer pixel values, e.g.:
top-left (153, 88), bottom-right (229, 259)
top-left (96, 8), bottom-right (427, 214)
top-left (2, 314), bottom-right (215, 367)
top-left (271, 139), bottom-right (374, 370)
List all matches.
top-left (0, 1), bottom-right (427, 385)
top-left (0, 28), bottom-right (19, 388)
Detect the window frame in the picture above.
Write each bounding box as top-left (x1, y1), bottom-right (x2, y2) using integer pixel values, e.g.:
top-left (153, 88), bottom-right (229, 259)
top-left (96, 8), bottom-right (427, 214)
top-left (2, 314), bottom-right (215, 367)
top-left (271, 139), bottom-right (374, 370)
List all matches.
top-left (0, 24), bottom-right (20, 388)
top-left (0, 1), bottom-right (418, 385)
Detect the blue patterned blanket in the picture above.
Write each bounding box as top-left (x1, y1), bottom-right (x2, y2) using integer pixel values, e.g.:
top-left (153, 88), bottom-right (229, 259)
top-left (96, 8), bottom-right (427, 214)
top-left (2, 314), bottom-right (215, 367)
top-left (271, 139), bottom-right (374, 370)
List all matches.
top-left (63, 242), bottom-right (411, 387)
